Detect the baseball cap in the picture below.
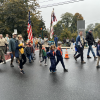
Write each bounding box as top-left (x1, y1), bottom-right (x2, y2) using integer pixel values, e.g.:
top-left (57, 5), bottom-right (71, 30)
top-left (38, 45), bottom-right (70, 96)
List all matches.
top-left (12, 32), bottom-right (17, 35)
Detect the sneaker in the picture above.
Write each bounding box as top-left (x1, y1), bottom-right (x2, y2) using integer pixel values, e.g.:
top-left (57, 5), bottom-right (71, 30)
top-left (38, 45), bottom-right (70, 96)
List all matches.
top-left (29, 61), bottom-right (32, 63)
top-left (64, 69), bottom-right (68, 72)
top-left (3, 61), bottom-right (6, 64)
top-left (20, 70), bottom-right (25, 74)
top-left (52, 70), bottom-right (56, 73)
top-left (94, 56), bottom-right (97, 59)
top-left (87, 56), bottom-right (91, 58)
top-left (96, 66), bottom-right (100, 68)
top-left (39, 61), bottom-right (42, 65)
top-left (74, 57), bottom-right (77, 61)
top-left (10, 64), bottom-right (14, 67)
top-left (81, 61), bottom-right (86, 64)
top-left (44, 63), bottom-right (47, 66)
top-left (49, 68), bottom-right (53, 72)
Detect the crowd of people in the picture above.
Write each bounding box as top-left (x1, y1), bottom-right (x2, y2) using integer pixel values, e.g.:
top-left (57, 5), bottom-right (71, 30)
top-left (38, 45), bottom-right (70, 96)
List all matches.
top-left (74, 30), bottom-right (100, 67)
top-left (0, 30), bottom-right (100, 75)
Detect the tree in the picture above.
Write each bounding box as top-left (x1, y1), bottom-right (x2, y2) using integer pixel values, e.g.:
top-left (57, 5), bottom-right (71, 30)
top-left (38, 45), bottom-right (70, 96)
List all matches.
top-left (86, 24), bottom-right (94, 31)
top-left (60, 28), bottom-right (71, 41)
top-left (0, 0), bottom-right (48, 40)
top-left (71, 13), bottom-right (84, 33)
top-left (53, 20), bottom-right (63, 37)
top-left (61, 12), bottom-right (73, 28)
top-left (94, 24), bottom-right (100, 38)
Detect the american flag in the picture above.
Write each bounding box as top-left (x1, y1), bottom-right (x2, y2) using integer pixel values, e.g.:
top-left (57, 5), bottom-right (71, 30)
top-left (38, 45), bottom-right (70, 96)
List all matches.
top-left (27, 11), bottom-right (33, 42)
top-left (50, 9), bottom-right (57, 39)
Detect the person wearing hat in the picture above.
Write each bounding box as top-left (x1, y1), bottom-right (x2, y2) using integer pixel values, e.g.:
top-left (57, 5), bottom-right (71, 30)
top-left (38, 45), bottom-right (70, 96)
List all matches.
top-left (0, 34), bottom-right (8, 64)
top-left (86, 30), bottom-right (97, 59)
top-left (38, 35), bottom-right (42, 57)
top-left (9, 32), bottom-right (17, 67)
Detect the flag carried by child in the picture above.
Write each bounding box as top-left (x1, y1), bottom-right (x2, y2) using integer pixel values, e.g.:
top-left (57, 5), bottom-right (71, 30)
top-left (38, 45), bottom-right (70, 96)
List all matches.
top-left (50, 8), bottom-right (57, 39)
top-left (27, 11), bottom-right (33, 43)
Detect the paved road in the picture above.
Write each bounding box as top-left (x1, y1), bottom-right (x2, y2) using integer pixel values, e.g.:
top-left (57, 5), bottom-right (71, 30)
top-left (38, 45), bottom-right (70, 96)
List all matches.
top-left (0, 49), bottom-right (100, 100)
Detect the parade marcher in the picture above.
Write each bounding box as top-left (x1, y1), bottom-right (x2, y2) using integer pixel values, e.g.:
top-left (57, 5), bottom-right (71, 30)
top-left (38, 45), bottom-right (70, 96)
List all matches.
top-left (0, 34), bottom-right (8, 64)
top-left (96, 39), bottom-right (100, 68)
top-left (86, 30), bottom-right (97, 59)
top-left (54, 35), bottom-right (58, 47)
top-left (17, 35), bottom-right (26, 74)
top-left (47, 45), bottom-right (56, 72)
top-left (9, 32), bottom-right (17, 67)
top-left (44, 35), bottom-right (49, 52)
top-left (39, 45), bottom-right (47, 66)
top-left (5, 34), bottom-right (9, 44)
top-left (74, 31), bottom-right (86, 64)
top-left (38, 35), bottom-right (42, 57)
top-left (5, 34), bottom-right (9, 54)
top-left (33, 37), bottom-right (35, 53)
top-left (55, 42), bottom-right (68, 72)
top-left (24, 43), bottom-right (33, 63)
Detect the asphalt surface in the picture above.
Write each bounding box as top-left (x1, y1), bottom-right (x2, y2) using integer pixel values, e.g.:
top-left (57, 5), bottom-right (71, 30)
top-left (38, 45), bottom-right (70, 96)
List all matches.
top-left (0, 49), bottom-right (100, 100)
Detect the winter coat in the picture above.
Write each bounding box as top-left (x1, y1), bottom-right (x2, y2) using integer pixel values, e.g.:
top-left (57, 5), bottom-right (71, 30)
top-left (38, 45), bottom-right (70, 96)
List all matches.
top-left (86, 32), bottom-right (95, 46)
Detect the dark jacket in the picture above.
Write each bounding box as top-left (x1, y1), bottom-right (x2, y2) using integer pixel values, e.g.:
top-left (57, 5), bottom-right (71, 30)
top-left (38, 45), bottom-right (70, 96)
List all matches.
top-left (86, 32), bottom-right (95, 45)
top-left (56, 49), bottom-right (63, 59)
top-left (24, 47), bottom-right (31, 56)
top-left (15, 40), bottom-right (22, 58)
top-left (47, 50), bottom-right (56, 59)
top-left (9, 38), bottom-right (16, 52)
top-left (54, 37), bottom-right (58, 42)
top-left (97, 44), bottom-right (100, 56)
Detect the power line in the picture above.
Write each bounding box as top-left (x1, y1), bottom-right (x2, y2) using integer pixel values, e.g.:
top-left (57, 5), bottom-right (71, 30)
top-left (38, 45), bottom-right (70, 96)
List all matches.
top-left (29, 0), bottom-right (53, 3)
top-left (38, 0), bottom-right (84, 9)
top-left (39, 0), bottom-right (53, 3)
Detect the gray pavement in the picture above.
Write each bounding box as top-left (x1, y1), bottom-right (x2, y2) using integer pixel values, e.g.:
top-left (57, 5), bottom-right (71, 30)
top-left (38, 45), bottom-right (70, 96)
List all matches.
top-left (0, 49), bottom-right (100, 100)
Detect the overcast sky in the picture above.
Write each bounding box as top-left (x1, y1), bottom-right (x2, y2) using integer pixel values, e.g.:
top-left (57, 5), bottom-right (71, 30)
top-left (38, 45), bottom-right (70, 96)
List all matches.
top-left (37, 0), bottom-right (100, 29)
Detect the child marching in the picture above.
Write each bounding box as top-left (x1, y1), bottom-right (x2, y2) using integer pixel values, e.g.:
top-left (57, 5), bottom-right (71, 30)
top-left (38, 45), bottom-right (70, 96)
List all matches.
top-left (39, 45), bottom-right (47, 66)
top-left (56, 42), bottom-right (68, 72)
top-left (47, 45), bottom-right (56, 73)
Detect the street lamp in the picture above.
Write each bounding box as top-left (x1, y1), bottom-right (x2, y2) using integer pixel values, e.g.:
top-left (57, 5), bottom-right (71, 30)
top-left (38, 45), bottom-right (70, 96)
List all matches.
top-left (41, 28), bottom-right (43, 39)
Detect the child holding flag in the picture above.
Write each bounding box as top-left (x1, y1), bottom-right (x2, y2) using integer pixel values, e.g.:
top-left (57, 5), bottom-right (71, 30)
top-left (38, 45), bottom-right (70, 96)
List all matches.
top-left (55, 42), bottom-right (68, 72)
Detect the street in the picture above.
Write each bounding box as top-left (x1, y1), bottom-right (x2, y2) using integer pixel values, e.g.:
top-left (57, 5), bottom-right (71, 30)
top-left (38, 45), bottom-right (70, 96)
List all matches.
top-left (0, 49), bottom-right (100, 100)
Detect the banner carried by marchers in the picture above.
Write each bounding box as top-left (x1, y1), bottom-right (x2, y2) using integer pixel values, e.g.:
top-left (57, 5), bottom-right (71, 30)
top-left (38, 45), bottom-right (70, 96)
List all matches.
top-left (50, 9), bottom-right (57, 39)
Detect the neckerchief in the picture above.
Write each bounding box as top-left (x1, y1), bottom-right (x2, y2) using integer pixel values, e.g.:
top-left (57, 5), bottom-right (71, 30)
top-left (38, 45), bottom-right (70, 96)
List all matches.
top-left (57, 47), bottom-right (62, 55)
top-left (52, 50), bottom-right (56, 56)
top-left (42, 47), bottom-right (46, 52)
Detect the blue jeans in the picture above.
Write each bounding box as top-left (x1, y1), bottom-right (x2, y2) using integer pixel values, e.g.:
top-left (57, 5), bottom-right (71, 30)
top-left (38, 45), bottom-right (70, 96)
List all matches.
top-left (87, 45), bottom-right (95, 57)
top-left (55, 42), bottom-right (58, 47)
top-left (27, 54), bottom-right (33, 62)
